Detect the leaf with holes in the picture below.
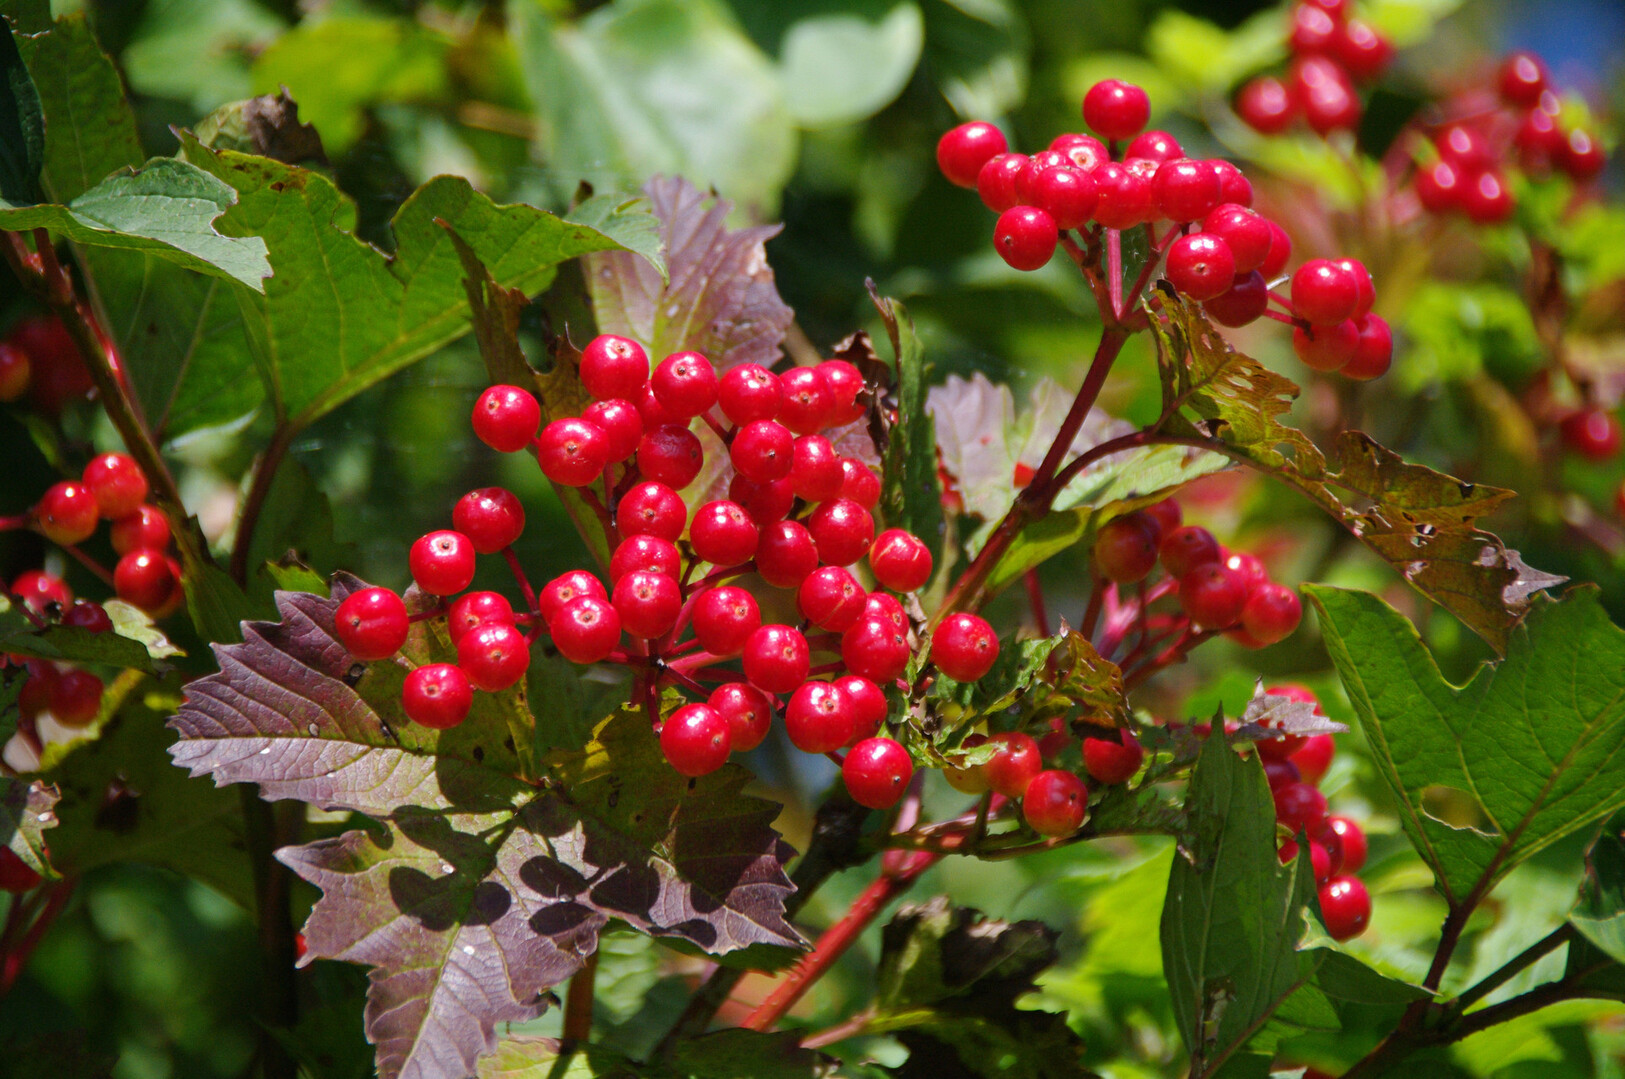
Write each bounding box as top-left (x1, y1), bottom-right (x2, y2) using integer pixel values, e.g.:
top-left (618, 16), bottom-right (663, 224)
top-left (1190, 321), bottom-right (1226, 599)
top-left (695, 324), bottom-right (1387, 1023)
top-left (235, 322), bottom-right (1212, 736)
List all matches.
top-left (1308, 584), bottom-right (1625, 912)
top-left (167, 575), bottom-right (800, 1079)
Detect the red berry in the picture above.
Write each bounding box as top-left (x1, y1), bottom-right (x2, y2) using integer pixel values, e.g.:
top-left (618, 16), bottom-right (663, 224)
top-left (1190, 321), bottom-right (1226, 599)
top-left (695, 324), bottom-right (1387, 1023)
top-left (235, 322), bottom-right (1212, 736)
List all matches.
top-left (1260, 220), bottom-right (1293, 279)
top-left (1144, 497), bottom-right (1182, 537)
top-left (790, 435), bottom-right (845, 502)
top-left (582, 398), bottom-right (644, 463)
top-left (785, 680), bottom-right (855, 753)
top-left (709, 682), bottom-right (774, 752)
top-left (1561, 409), bottom-right (1621, 461)
top-left (1459, 169), bottom-right (1515, 224)
top-left (115, 548), bottom-right (179, 612)
top-left (1051, 132), bottom-right (1109, 170)
top-left (1083, 79), bottom-right (1151, 141)
top-left (731, 474), bottom-right (797, 525)
top-left (1032, 165), bottom-right (1098, 230)
top-left (1082, 731), bottom-right (1144, 785)
top-left (1291, 259), bottom-right (1360, 326)
top-left (82, 453), bottom-right (148, 519)
top-left (1094, 513), bottom-right (1160, 583)
top-left (690, 500), bottom-right (759, 566)
top-left (610, 534), bottom-right (681, 581)
top-left (1416, 159), bottom-right (1464, 213)
top-left (612, 570), bottom-right (682, 639)
top-left (637, 424), bottom-right (704, 489)
top-left (403, 664), bottom-right (473, 729)
top-left (1204, 271), bottom-right (1270, 327)
top-left (982, 731), bottom-right (1042, 798)
top-left (1288, 4), bottom-right (1338, 54)
top-left (977, 152), bottom-right (1029, 212)
top-left (447, 591), bottom-right (514, 645)
top-left (1201, 205), bottom-right (1272, 274)
top-left (660, 704), bottom-right (732, 777)
top-left (1124, 129), bottom-right (1183, 164)
top-left (843, 737), bottom-right (913, 809)
top-left (1293, 56), bottom-right (1361, 137)
top-left (839, 459), bottom-right (881, 508)
top-left (1264, 757), bottom-right (1302, 791)
top-left (932, 612), bottom-right (999, 682)
top-left (1179, 562), bottom-right (1248, 628)
top-left (616, 481), bottom-right (687, 542)
top-left (778, 367), bottom-right (835, 435)
top-left (731, 419), bottom-right (796, 483)
top-left (1166, 234), bottom-right (1237, 302)
top-left (755, 519), bottom-right (820, 588)
top-left (1290, 733), bottom-right (1336, 785)
top-left (651, 351), bottom-right (719, 418)
top-left (1091, 163), bottom-right (1155, 229)
top-left (636, 382), bottom-right (682, 427)
top-left (457, 621), bottom-right (530, 692)
top-left (1022, 770), bottom-right (1089, 836)
top-left (1312, 820), bottom-right (1346, 876)
top-left (11, 570), bottom-right (71, 613)
top-left (1211, 160), bottom-right (1253, 207)
top-left (818, 360), bottom-right (867, 426)
top-left (1498, 50), bottom-right (1549, 106)
top-left (798, 566), bottom-right (868, 632)
top-left (1332, 258), bottom-right (1375, 319)
top-left (743, 624), bottom-right (810, 694)
top-left (1160, 525), bottom-right (1221, 577)
top-left (453, 486), bottom-right (526, 553)
top-left (538, 418), bottom-right (608, 487)
top-left (1557, 128), bottom-right (1607, 181)
top-left (693, 586), bottom-right (761, 656)
top-left (1319, 875), bottom-right (1371, 940)
top-left (62, 601), bottom-right (113, 634)
top-left (1241, 583), bottom-right (1302, 645)
top-left (551, 595), bottom-right (621, 664)
top-left (472, 385), bottom-right (541, 453)
top-left (807, 498), bottom-right (875, 567)
top-left (1324, 816), bottom-right (1367, 873)
top-left (539, 570), bottom-right (605, 624)
top-left (1274, 781), bottom-right (1329, 833)
top-left (12, 314), bottom-right (92, 416)
top-left (1342, 314), bottom-right (1392, 381)
top-left (1515, 105), bottom-right (1565, 171)
top-left (409, 530), bottom-right (476, 596)
top-left (581, 334), bottom-right (650, 401)
top-left (937, 121), bottom-right (1008, 188)
top-left (1014, 151), bottom-right (1070, 205)
top-left (334, 586), bottom-right (409, 661)
top-left (0, 847), bottom-right (42, 893)
top-left (841, 616), bottom-right (910, 685)
top-left (1153, 159), bottom-right (1222, 223)
top-left (110, 505), bottom-right (170, 555)
top-left (993, 206), bottom-right (1058, 271)
top-left (869, 529), bottom-right (933, 592)
top-left (49, 668), bottom-right (103, 727)
top-left (718, 364), bottom-right (782, 425)
top-left (0, 342), bottom-right (30, 401)
top-left (863, 592), bottom-right (908, 629)
top-left (839, 675), bottom-right (888, 743)
top-left (1236, 76), bottom-right (1298, 135)
top-left (1435, 123), bottom-right (1493, 171)
top-left (1293, 319), bottom-right (1360, 372)
top-left (35, 481), bottom-right (98, 546)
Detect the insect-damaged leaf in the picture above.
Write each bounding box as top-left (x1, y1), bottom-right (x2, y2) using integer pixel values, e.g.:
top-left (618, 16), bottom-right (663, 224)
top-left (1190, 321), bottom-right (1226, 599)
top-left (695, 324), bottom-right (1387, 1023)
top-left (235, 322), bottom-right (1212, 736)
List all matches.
top-left (168, 575), bottom-right (800, 1079)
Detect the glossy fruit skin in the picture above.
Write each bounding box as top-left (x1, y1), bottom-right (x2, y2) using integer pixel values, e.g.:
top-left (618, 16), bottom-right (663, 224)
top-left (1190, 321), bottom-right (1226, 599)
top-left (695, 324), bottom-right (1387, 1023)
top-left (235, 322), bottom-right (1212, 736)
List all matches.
top-left (1274, 781), bottom-right (1329, 833)
top-left (1264, 758), bottom-right (1302, 791)
top-left (1459, 169), bottom-right (1515, 224)
top-left (840, 460), bottom-right (881, 509)
top-left (841, 617), bottom-right (910, 685)
top-left (1083, 79), bottom-right (1150, 140)
top-left (0, 847), bottom-right (42, 893)
top-left (637, 424), bottom-right (704, 489)
top-left (612, 570), bottom-right (682, 639)
top-left (937, 121), bottom-right (1008, 188)
top-left (472, 385), bottom-right (541, 453)
top-left (693, 586), bottom-right (761, 656)
top-left (768, 370), bottom-right (829, 438)
top-left (453, 487), bottom-right (526, 553)
top-left (1160, 525), bottom-right (1221, 578)
top-left (1260, 220), bottom-right (1293, 279)
top-left (334, 586), bottom-right (410, 661)
top-left (580, 334), bottom-right (650, 401)
top-left (993, 207), bottom-right (1059, 272)
top-left (743, 624), bottom-right (810, 694)
top-left (791, 435), bottom-right (845, 503)
top-left (806, 498), bottom-right (875, 567)
top-left (977, 153), bottom-right (1029, 212)
top-left (1323, 816), bottom-right (1368, 872)
top-left (1290, 732), bottom-right (1336, 785)
top-left (660, 704), bottom-right (732, 777)
top-left (1342, 314), bottom-right (1393, 381)
top-left (1202, 205), bottom-right (1272, 273)
top-left (1091, 163), bottom-right (1155, 229)
top-left (1166, 234), bottom-right (1237, 302)
top-left (62, 601), bottom-right (113, 634)
top-left (539, 570), bottom-right (605, 624)
top-left (50, 668), bottom-right (103, 727)
top-left (651, 351), bottom-right (719, 418)
top-left (1153, 160), bottom-right (1223, 223)
top-left (818, 360), bottom-right (868, 425)
top-left (1558, 128), bottom-right (1606, 181)
top-left (111, 548), bottom-right (174, 612)
top-left (82, 453), bottom-right (149, 519)
top-left (110, 505), bottom-right (170, 556)
top-left (1032, 165), bottom-right (1098, 230)
top-left (1416, 159), bottom-right (1464, 213)
top-left (1051, 133), bottom-right (1109, 170)
top-left (1205, 271), bottom-right (1270, 327)
top-left (718, 364), bottom-right (782, 425)
top-left (616, 482), bottom-right (687, 543)
top-left (448, 591), bottom-right (514, 645)
top-left (1319, 875), bottom-right (1371, 940)
top-left (1082, 732), bottom-right (1144, 785)
top-left (710, 682), bottom-right (774, 752)
top-left (403, 664), bottom-right (473, 729)
top-left (1293, 319), bottom-right (1360, 372)
top-left (537, 418), bottom-right (608, 487)
top-left (1333, 19), bottom-right (1393, 81)
top-left (731, 420), bottom-right (796, 483)
top-left (457, 621), bottom-right (530, 692)
top-left (1561, 409), bottom-right (1622, 461)
top-left (869, 529), bottom-right (933, 592)
top-left (36, 481), bottom-right (99, 546)
top-left (798, 566), bottom-right (867, 632)
top-left (844, 738), bottom-right (914, 809)
top-left (1179, 563), bottom-right (1248, 628)
top-left (1094, 514), bottom-right (1160, 583)
top-left (690, 500), bottom-right (759, 567)
top-left (1023, 770), bottom-right (1089, 836)
top-left (410, 531), bottom-right (477, 596)
top-left (785, 681), bottom-right (855, 754)
top-left (551, 596), bottom-right (622, 664)
top-left (932, 613), bottom-right (999, 682)
top-left (1498, 50), bottom-right (1549, 106)
top-left (750, 520), bottom-right (815, 588)
top-left (983, 731), bottom-right (1043, 798)
top-left (1236, 76), bottom-right (1298, 135)
top-left (732, 474), bottom-right (797, 526)
top-left (582, 398), bottom-right (644, 463)
top-left (1292, 259), bottom-right (1360, 326)
top-left (840, 675), bottom-right (888, 743)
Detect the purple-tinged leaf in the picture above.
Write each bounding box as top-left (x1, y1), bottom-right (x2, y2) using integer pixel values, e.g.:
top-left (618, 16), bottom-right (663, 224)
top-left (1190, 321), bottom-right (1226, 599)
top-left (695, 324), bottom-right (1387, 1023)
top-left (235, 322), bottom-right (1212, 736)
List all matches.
top-left (585, 176), bottom-right (792, 372)
top-left (1232, 680), bottom-right (1347, 747)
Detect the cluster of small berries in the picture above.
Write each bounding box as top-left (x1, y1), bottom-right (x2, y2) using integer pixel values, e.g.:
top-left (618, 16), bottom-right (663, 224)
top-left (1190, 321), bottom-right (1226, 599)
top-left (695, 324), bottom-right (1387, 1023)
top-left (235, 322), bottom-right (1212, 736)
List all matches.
top-left (1259, 684), bottom-right (1372, 941)
top-left (1235, 0), bottom-right (1393, 139)
top-left (1412, 51), bottom-right (1606, 225)
top-left (331, 336), bottom-right (1002, 810)
top-left (6, 570), bottom-right (115, 736)
top-left (0, 313), bottom-right (103, 418)
top-left (935, 80), bottom-right (1392, 380)
top-left (1093, 500), bottom-right (1305, 647)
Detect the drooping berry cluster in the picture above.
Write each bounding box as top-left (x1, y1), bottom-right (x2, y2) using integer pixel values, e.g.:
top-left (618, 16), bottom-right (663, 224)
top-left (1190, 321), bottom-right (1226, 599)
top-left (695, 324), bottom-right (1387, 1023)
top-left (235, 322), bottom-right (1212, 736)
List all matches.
top-left (1234, 0), bottom-right (1393, 139)
top-left (936, 79), bottom-right (1392, 380)
top-left (1410, 51), bottom-right (1607, 226)
top-left (333, 336), bottom-right (1000, 809)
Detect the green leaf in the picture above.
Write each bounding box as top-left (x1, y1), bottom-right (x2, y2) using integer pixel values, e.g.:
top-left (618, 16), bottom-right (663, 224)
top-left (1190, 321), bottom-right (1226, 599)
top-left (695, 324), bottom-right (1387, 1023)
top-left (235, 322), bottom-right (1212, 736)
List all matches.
top-left (121, 0), bottom-right (285, 113)
top-left (0, 17), bottom-right (43, 204)
top-left (513, 0), bottom-right (796, 213)
top-left (0, 775), bottom-right (57, 879)
top-left (672, 1029), bottom-right (838, 1078)
top-left (191, 90), bottom-right (325, 164)
top-left (923, 0), bottom-right (1028, 119)
top-left (476, 1038), bottom-right (638, 1078)
top-left (779, 3), bottom-right (923, 128)
top-left (13, 13), bottom-right (142, 203)
top-left (1571, 818), bottom-right (1625, 965)
top-left (0, 599), bottom-right (180, 674)
top-left (1160, 729), bottom-right (1316, 1078)
top-left (184, 560), bottom-right (259, 645)
top-left (241, 458), bottom-right (357, 615)
top-left (1145, 10), bottom-right (1284, 96)
top-left (1307, 585), bottom-right (1625, 912)
top-left (565, 191), bottom-right (666, 280)
top-left (0, 158), bottom-right (271, 288)
top-left (874, 292), bottom-right (944, 580)
top-left (1149, 293), bottom-right (1553, 654)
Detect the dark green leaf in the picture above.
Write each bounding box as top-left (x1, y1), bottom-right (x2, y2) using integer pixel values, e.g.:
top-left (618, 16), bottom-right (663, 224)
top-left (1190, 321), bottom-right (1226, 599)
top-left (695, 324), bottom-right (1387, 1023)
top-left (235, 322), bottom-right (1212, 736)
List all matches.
top-left (0, 17), bottom-right (43, 204)
top-left (183, 560), bottom-right (259, 645)
top-left (874, 291), bottom-right (944, 579)
top-left (1571, 818), bottom-right (1625, 965)
top-left (1307, 585), bottom-right (1625, 911)
top-left (922, 0), bottom-right (1028, 118)
top-left (242, 458), bottom-right (357, 614)
top-left (672, 1029), bottom-right (838, 1078)
top-left (0, 599), bottom-right (180, 675)
top-left (0, 775), bottom-right (57, 879)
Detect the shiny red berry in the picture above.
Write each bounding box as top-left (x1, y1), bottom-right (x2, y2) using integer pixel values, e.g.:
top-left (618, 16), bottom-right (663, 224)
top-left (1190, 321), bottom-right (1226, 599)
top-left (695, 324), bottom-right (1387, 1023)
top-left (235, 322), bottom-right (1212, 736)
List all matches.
top-left (806, 498), bottom-right (875, 567)
top-left (931, 613), bottom-right (999, 682)
top-left (1082, 731), bottom-right (1144, 785)
top-left (1083, 79), bottom-right (1150, 141)
top-left (403, 664), bottom-right (473, 729)
top-left (798, 566), bottom-right (867, 632)
top-left (334, 586), bottom-right (409, 660)
top-left (1166, 234), bottom-right (1237, 302)
top-left (660, 704), bottom-right (732, 777)
top-left (731, 419), bottom-right (796, 483)
top-left (1094, 513), bottom-right (1160, 583)
top-left (651, 351), bottom-right (719, 418)
top-left (1179, 562), bottom-right (1248, 628)
top-left (551, 596), bottom-right (621, 664)
top-left (538, 418), bottom-right (608, 487)
top-left (993, 207), bottom-right (1058, 271)
top-left (690, 500), bottom-right (759, 567)
top-left (1561, 409), bottom-right (1621, 461)
top-left (755, 519), bottom-right (820, 588)
top-left (937, 121), bottom-right (1008, 188)
top-left (611, 570), bottom-right (682, 639)
top-left (1291, 259), bottom-right (1360, 326)
top-left (410, 531), bottom-right (476, 596)
top-left (447, 591), bottom-right (514, 646)
top-left (693, 586), bottom-right (762, 657)
top-left (869, 529), bottom-right (933, 592)
top-left (616, 481), bottom-right (688, 542)
top-left (457, 621), bottom-right (530, 692)
top-left (778, 367), bottom-right (835, 435)
top-left (709, 682), bottom-right (774, 753)
top-left (1236, 76), bottom-right (1298, 135)
top-left (114, 548), bottom-right (178, 612)
top-left (580, 334), bottom-right (650, 401)
top-left (637, 424), bottom-right (704, 489)
top-left (35, 481), bottom-right (98, 546)
top-left (1204, 271), bottom-right (1270, 327)
top-left (82, 453), bottom-right (148, 519)
top-left (453, 487), bottom-right (526, 553)
top-left (1319, 875), bottom-right (1371, 940)
top-left (110, 505), bottom-right (170, 556)
top-left (785, 680), bottom-right (855, 754)
top-left (840, 616), bottom-right (910, 685)
top-left (1023, 770), bottom-right (1089, 836)
top-left (472, 385), bottom-right (541, 453)
top-left (743, 624), bottom-right (810, 694)
top-left (843, 737), bottom-right (913, 809)
top-left (1160, 525), bottom-right (1221, 577)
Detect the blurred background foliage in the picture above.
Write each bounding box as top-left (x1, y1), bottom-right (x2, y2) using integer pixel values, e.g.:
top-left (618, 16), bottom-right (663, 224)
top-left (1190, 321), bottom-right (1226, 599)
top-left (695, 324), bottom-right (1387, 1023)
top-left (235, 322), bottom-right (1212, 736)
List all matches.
top-left (1, 0), bottom-right (1622, 1075)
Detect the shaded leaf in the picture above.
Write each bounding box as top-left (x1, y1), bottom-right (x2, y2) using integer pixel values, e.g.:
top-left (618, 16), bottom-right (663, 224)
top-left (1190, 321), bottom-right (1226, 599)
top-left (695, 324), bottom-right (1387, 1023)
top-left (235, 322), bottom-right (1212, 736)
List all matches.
top-left (672, 1029), bottom-right (838, 1078)
top-left (193, 90), bottom-right (325, 163)
top-left (242, 458), bottom-right (358, 615)
top-left (0, 775), bottom-right (57, 878)
top-left (873, 289), bottom-right (944, 577)
top-left (0, 157), bottom-right (271, 287)
top-left (585, 175), bottom-right (791, 373)
top-left (1, 599), bottom-right (180, 674)
top-left (922, 0), bottom-right (1028, 119)
top-left (1307, 585), bottom-right (1625, 912)
top-left (0, 17), bottom-right (43, 204)
top-left (1570, 817), bottom-right (1625, 965)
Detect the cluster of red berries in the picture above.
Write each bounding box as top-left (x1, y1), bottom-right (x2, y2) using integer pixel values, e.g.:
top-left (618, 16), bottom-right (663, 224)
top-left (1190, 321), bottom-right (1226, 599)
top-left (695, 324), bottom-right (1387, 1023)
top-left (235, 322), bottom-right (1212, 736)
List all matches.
top-left (1259, 684), bottom-right (1371, 941)
top-left (0, 313), bottom-right (102, 418)
top-left (1411, 51), bottom-right (1607, 226)
top-left (332, 336), bottom-right (1002, 810)
top-left (1235, 0), bottom-right (1394, 139)
top-left (1094, 500), bottom-right (1304, 647)
top-left (6, 569), bottom-right (115, 736)
top-left (935, 80), bottom-right (1392, 380)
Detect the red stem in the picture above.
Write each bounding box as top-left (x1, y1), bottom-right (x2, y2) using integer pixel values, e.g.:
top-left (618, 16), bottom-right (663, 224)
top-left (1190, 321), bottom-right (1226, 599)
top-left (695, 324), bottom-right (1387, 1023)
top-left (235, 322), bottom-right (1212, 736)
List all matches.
top-left (0, 879), bottom-right (74, 996)
top-left (1024, 568), bottom-right (1050, 637)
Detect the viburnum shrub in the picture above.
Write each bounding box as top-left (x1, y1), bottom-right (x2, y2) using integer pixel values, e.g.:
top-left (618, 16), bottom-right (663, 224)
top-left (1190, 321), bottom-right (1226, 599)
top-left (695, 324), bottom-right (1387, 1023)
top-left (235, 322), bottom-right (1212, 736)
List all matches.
top-left (1, 5), bottom-right (1623, 1079)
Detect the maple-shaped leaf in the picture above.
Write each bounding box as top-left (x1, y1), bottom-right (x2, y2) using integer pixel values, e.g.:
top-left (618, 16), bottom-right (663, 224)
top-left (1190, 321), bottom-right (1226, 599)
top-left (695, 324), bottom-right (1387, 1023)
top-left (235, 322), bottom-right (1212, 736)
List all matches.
top-left (1148, 292), bottom-right (1556, 653)
top-left (585, 175), bottom-right (793, 372)
top-left (167, 575), bottom-right (801, 1079)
